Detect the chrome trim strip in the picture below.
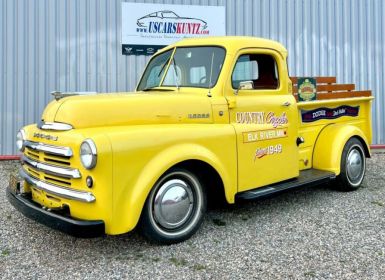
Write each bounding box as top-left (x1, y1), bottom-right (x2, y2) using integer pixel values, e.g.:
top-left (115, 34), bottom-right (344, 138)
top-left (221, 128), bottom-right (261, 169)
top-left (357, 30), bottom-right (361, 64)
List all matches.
top-left (20, 168), bottom-right (95, 203)
top-left (22, 156), bottom-right (81, 179)
top-left (25, 140), bottom-right (73, 157)
top-left (40, 122), bottom-right (73, 131)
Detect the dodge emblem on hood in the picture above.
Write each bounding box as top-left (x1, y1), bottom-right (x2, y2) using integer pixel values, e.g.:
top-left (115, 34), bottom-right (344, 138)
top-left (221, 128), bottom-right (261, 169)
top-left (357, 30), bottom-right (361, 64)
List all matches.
top-left (33, 132), bottom-right (58, 141)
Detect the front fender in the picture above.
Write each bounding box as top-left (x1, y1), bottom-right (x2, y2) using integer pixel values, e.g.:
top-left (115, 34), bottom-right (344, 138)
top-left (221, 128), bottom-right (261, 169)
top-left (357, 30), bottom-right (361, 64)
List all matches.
top-left (107, 125), bottom-right (237, 234)
top-left (313, 124), bottom-right (370, 175)
top-left (123, 143), bottom-right (235, 231)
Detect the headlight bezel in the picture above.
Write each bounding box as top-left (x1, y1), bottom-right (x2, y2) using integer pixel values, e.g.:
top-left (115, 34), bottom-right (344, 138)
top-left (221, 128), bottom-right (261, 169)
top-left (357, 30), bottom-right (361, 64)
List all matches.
top-left (80, 139), bottom-right (97, 170)
top-left (16, 129), bottom-right (26, 152)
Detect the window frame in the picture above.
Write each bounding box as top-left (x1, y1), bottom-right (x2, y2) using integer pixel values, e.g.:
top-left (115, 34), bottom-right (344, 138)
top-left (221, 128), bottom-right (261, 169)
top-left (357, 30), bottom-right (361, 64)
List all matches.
top-left (136, 46), bottom-right (227, 91)
top-left (229, 48), bottom-right (283, 94)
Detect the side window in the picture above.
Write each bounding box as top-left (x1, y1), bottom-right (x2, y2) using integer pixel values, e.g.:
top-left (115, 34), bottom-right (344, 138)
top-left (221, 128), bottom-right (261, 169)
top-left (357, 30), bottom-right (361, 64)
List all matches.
top-left (232, 54), bottom-right (279, 90)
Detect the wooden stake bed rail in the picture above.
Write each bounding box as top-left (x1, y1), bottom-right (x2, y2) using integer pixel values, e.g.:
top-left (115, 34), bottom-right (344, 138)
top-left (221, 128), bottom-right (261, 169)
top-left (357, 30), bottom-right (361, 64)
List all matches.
top-left (290, 77), bottom-right (372, 101)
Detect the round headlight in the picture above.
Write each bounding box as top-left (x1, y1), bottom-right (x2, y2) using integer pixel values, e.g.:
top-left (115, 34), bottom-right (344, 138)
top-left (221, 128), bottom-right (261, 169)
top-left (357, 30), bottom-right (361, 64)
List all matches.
top-left (80, 139), bottom-right (97, 169)
top-left (16, 129), bottom-right (26, 152)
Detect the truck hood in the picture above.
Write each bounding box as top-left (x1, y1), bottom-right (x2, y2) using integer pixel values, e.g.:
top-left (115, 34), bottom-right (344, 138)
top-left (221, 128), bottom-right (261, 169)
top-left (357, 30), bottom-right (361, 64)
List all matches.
top-left (41, 92), bottom-right (214, 128)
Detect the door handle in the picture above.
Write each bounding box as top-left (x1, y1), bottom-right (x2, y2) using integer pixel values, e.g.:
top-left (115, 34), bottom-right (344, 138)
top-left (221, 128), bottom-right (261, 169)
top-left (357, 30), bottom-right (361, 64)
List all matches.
top-left (282, 101), bottom-right (291, 107)
top-left (227, 98), bottom-right (236, 109)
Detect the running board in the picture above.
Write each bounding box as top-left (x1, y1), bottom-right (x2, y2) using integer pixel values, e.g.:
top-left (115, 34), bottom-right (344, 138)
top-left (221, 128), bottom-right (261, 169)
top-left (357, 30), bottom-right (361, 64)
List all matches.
top-left (236, 169), bottom-right (336, 201)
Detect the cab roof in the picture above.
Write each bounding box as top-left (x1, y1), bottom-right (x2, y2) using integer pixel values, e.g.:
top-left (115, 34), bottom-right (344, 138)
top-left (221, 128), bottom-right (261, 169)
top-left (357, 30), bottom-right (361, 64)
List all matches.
top-left (161, 36), bottom-right (288, 56)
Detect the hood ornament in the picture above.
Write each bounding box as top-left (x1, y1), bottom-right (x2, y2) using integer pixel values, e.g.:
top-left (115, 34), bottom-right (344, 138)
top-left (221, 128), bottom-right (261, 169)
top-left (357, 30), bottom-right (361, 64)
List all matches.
top-left (51, 91), bottom-right (97, 101)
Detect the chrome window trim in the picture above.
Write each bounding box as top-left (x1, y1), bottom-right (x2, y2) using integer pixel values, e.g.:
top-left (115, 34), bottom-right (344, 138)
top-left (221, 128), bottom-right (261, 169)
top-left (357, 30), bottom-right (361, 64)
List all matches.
top-left (40, 122), bottom-right (73, 131)
top-left (22, 155), bottom-right (81, 179)
top-left (20, 168), bottom-right (95, 203)
top-left (25, 140), bottom-right (73, 157)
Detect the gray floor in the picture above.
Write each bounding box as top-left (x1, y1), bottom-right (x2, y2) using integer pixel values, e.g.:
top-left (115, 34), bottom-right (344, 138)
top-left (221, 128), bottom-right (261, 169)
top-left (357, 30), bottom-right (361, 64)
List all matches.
top-left (1, 154), bottom-right (384, 279)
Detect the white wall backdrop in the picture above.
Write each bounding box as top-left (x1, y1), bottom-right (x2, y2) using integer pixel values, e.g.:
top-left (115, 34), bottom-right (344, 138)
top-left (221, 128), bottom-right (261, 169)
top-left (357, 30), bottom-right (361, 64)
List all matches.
top-left (1, 0), bottom-right (384, 154)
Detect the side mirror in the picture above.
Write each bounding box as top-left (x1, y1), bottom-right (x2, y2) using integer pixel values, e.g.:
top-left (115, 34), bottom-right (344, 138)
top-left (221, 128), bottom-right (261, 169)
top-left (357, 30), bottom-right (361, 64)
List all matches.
top-left (235, 81), bottom-right (253, 95)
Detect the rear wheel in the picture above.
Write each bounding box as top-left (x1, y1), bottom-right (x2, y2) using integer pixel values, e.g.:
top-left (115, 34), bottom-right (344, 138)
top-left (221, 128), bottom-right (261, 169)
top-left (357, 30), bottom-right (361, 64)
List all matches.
top-left (336, 138), bottom-right (366, 191)
top-left (140, 168), bottom-right (206, 244)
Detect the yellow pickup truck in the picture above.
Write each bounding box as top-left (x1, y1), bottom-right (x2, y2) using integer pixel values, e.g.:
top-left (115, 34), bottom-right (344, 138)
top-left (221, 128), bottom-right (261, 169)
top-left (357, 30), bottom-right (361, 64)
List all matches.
top-left (8, 37), bottom-right (373, 244)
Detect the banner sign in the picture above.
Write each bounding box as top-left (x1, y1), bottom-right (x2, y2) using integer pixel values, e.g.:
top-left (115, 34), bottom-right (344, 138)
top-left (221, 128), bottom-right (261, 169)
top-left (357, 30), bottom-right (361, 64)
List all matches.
top-left (301, 106), bottom-right (360, 123)
top-left (121, 3), bottom-right (226, 55)
top-left (298, 77), bottom-right (317, 102)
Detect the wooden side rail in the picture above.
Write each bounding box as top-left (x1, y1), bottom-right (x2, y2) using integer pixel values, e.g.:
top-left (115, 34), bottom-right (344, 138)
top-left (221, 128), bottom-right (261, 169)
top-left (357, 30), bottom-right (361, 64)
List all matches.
top-left (290, 77), bottom-right (372, 101)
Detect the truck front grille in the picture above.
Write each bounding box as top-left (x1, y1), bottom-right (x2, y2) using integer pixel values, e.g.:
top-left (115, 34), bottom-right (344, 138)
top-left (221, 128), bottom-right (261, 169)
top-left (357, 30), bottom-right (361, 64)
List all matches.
top-left (22, 141), bottom-right (81, 188)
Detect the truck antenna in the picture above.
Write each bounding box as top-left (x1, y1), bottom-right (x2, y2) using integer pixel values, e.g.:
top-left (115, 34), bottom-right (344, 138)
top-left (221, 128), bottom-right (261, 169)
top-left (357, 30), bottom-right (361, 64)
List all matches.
top-left (207, 52), bottom-right (215, 97)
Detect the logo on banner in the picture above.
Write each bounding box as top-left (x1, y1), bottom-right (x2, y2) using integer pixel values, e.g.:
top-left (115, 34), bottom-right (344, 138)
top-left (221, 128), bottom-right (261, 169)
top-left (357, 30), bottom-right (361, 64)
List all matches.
top-left (136, 10), bottom-right (209, 35)
top-left (301, 106), bottom-right (360, 123)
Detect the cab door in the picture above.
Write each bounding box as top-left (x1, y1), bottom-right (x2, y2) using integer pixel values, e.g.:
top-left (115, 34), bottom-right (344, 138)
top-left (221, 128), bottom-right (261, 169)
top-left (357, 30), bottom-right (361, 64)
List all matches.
top-left (226, 48), bottom-right (299, 192)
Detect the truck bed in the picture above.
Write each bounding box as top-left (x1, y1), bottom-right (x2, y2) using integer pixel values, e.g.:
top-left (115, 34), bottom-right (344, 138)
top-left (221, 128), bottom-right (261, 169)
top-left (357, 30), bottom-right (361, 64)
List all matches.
top-left (290, 77), bottom-right (373, 171)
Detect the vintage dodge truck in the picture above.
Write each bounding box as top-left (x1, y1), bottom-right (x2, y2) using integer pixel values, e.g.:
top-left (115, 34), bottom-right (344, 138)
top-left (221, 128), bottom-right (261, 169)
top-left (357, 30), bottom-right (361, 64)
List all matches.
top-left (8, 37), bottom-right (373, 244)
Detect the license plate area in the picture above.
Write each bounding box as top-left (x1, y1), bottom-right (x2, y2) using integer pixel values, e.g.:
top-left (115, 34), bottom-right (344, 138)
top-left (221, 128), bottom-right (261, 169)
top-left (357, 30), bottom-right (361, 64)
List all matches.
top-left (31, 187), bottom-right (63, 209)
top-left (9, 174), bottom-right (20, 194)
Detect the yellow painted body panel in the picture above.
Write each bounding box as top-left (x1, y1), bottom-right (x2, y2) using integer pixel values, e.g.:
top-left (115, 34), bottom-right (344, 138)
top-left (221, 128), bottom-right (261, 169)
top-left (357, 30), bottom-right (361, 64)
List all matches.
top-left (223, 47), bottom-right (299, 191)
top-left (297, 97), bottom-right (373, 173)
top-left (312, 124), bottom-right (370, 174)
top-left (106, 124), bottom-right (236, 233)
top-left (18, 36), bottom-right (373, 235)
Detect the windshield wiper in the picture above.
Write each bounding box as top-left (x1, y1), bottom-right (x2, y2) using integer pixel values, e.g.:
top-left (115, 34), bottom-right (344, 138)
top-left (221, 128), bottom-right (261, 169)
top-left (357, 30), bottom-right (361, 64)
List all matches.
top-left (141, 87), bottom-right (174, 92)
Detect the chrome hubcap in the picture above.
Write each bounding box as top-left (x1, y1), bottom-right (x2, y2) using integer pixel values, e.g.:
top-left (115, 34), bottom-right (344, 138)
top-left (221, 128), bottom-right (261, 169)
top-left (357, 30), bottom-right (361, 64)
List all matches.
top-left (346, 148), bottom-right (363, 183)
top-left (153, 179), bottom-right (194, 229)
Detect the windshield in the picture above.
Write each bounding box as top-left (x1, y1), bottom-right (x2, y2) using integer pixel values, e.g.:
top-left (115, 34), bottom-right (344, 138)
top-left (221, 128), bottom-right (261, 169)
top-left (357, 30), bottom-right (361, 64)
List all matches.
top-left (137, 47), bottom-right (226, 91)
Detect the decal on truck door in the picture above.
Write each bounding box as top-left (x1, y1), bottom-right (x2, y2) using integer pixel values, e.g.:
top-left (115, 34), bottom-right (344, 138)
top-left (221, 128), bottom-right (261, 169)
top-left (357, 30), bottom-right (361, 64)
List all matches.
top-left (254, 144), bottom-right (283, 161)
top-left (243, 128), bottom-right (288, 143)
top-left (301, 106), bottom-right (360, 123)
top-left (236, 112), bottom-right (288, 127)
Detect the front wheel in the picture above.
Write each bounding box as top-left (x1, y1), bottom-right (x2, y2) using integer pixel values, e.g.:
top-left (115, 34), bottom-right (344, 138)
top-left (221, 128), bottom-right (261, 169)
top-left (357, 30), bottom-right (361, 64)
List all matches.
top-left (140, 168), bottom-right (206, 244)
top-left (336, 138), bottom-right (366, 191)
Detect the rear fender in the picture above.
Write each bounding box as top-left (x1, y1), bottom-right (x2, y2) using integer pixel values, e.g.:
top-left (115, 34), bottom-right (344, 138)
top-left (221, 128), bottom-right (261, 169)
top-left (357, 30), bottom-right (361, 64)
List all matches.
top-left (313, 124), bottom-right (370, 175)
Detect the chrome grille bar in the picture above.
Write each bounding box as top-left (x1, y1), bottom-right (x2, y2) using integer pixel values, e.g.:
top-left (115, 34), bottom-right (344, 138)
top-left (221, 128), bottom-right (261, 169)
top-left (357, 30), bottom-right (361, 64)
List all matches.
top-left (25, 140), bottom-right (73, 157)
top-left (20, 168), bottom-right (95, 203)
top-left (22, 155), bottom-right (81, 179)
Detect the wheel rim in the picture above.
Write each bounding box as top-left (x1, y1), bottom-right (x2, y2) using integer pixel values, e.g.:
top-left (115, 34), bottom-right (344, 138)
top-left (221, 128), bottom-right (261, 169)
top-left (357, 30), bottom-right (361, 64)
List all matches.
top-left (153, 179), bottom-right (194, 229)
top-left (346, 146), bottom-right (365, 186)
